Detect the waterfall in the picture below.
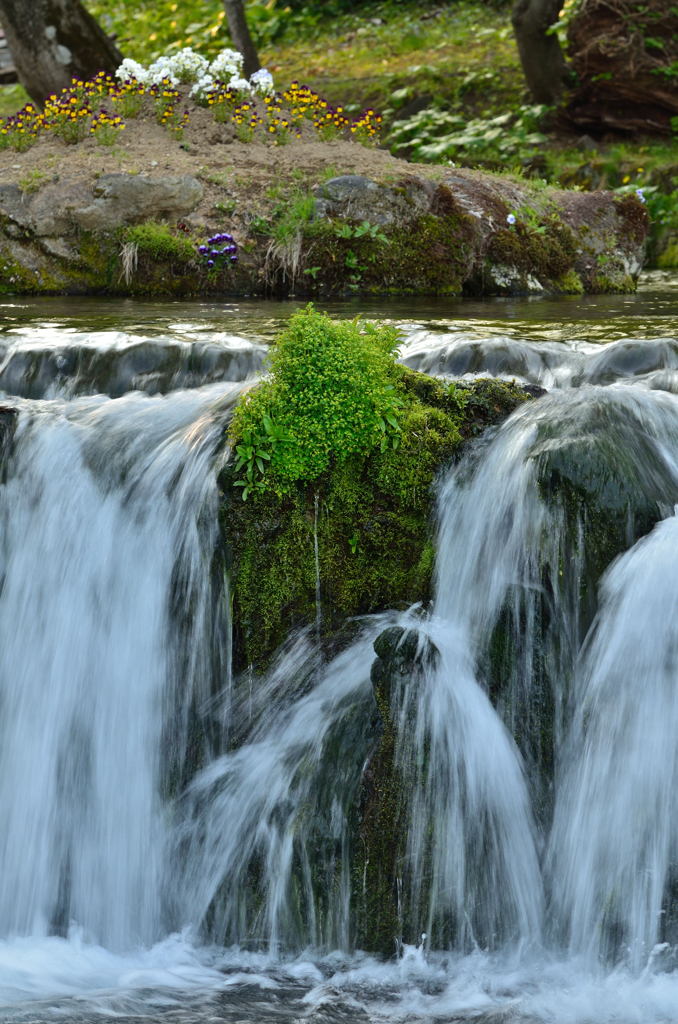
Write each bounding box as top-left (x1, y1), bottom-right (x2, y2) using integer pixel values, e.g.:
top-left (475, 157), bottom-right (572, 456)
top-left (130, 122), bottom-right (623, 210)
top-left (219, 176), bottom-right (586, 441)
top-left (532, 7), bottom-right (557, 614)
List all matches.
top-left (179, 627), bottom-right (383, 952)
top-left (2, 302), bottom-right (678, 1021)
top-left (0, 384), bottom-right (240, 951)
top-left (421, 384), bottom-right (678, 961)
top-left (550, 511), bottom-right (678, 968)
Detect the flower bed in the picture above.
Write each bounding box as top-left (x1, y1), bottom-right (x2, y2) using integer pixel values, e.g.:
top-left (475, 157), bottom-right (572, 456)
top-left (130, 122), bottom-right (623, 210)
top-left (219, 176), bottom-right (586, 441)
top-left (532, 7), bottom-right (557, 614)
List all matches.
top-left (0, 47), bottom-right (383, 152)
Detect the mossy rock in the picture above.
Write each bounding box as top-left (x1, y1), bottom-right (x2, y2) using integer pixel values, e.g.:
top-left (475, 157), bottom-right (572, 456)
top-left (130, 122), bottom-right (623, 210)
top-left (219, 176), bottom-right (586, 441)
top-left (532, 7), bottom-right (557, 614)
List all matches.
top-left (533, 394), bottom-right (678, 614)
top-left (486, 219), bottom-right (578, 282)
top-left (222, 373), bottom-right (533, 672)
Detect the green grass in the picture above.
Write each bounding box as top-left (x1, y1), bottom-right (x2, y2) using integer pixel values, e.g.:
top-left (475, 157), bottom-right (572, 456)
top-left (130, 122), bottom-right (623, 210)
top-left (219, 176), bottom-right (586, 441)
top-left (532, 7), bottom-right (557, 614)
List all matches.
top-left (262, 1), bottom-right (523, 121)
top-left (0, 83), bottom-right (28, 116)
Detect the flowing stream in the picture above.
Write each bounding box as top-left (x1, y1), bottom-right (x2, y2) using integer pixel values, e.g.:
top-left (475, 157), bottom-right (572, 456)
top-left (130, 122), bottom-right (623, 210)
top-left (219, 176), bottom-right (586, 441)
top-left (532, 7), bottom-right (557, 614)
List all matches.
top-left (0, 274), bottom-right (677, 1022)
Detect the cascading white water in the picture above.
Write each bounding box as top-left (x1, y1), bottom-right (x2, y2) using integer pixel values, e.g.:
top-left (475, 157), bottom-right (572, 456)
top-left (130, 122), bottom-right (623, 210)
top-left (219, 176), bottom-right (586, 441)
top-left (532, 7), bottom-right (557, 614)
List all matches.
top-left (550, 510), bottom-right (678, 969)
top-left (419, 384), bottom-right (678, 960)
top-left (0, 383), bottom-right (241, 951)
top-left (180, 626), bottom-right (385, 953)
top-left (390, 614), bottom-right (545, 952)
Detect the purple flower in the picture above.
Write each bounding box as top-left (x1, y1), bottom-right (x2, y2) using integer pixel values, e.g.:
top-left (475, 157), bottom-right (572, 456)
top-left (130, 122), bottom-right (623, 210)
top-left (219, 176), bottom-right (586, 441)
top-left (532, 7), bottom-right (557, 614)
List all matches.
top-left (198, 245), bottom-right (208, 254)
top-left (207, 259), bottom-right (214, 268)
top-left (636, 188), bottom-right (646, 204)
top-left (210, 249), bottom-right (220, 256)
top-left (230, 255), bottom-right (238, 263)
top-left (506, 213), bottom-right (517, 225)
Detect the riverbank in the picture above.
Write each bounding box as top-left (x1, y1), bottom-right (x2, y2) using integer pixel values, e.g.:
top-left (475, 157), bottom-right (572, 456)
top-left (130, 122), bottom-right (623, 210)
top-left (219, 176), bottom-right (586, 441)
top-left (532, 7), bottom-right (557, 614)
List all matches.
top-left (0, 105), bottom-right (648, 299)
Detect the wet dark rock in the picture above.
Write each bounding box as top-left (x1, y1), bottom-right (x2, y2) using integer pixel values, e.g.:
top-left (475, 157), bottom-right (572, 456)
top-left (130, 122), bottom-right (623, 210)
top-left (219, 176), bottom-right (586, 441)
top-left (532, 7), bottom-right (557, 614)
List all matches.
top-left (371, 625), bottom-right (438, 707)
top-left (352, 625), bottom-right (439, 955)
top-left (580, 338), bottom-right (678, 386)
top-left (401, 336), bottom-right (569, 383)
top-left (533, 396), bottom-right (678, 606)
top-left (0, 404), bottom-right (17, 481)
top-left (0, 339), bottom-right (264, 399)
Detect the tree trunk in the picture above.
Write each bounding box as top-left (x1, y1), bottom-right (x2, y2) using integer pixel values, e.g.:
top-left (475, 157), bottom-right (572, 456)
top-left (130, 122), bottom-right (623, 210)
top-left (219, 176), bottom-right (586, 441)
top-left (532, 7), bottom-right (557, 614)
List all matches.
top-left (511, 0), bottom-right (567, 104)
top-left (0, 0), bottom-right (122, 105)
top-left (564, 0), bottom-right (678, 136)
top-left (223, 0), bottom-right (260, 79)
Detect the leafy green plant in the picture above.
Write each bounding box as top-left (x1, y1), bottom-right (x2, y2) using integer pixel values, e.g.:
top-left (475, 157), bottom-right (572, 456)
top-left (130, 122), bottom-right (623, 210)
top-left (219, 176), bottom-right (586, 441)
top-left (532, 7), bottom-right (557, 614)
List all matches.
top-left (445, 381), bottom-right (470, 411)
top-left (214, 199), bottom-right (238, 215)
top-left (390, 104), bottom-right (549, 165)
top-left (334, 220), bottom-right (389, 244)
top-left (229, 306), bottom-right (404, 497)
top-left (271, 190), bottom-right (317, 245)
top-left (233, 416), bottom-right (288, 500)
top-left (328, 219), bottom-right (390, 285)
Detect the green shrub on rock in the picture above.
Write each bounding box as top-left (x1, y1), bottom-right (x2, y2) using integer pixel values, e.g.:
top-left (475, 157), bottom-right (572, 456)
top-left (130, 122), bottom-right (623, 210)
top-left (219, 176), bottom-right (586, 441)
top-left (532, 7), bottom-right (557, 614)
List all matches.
top-left (223, 309), bottom-right (534, 669)
top-left (229, 305), bottom-right (404, 496)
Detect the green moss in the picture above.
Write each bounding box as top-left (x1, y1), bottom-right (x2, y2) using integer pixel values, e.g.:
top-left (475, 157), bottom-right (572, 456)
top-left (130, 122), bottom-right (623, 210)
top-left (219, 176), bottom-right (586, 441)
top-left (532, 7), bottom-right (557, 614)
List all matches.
top-left (352, 626), bottom-right (441, 953)
top-left (589, 272), bottom-right (636, 294)
top-left (0, 244), bottom-right (67, 294)
top-left (353, 668), bottom-right (401, 954)
top-left (657, 240), bottom-right (678, 268)
top-left (554, 268), bottom-right (584, 294)
top-left (76, 232), bottom-right (120, 291)
top-left (122, 221), bottom-right (196, 264)
top-left (0, 247), bottom-right (43, 294)
top-left (224, 369), bottom-right (531, 671)
top-left (298, 186), bottom-right (476, 297)
top-left (614, 194), bottom-right (650, 245)
top-left (487, 216), bottom-right (578, 283)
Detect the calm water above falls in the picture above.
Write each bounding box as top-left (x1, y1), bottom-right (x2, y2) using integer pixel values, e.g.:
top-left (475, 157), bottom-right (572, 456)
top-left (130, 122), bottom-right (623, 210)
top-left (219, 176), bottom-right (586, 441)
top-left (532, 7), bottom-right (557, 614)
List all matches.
top-left (0, 273), bottom-right (677, 1023)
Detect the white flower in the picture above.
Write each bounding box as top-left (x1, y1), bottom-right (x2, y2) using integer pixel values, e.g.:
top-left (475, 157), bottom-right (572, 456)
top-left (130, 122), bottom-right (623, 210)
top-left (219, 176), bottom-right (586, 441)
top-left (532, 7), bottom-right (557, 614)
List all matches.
top-left (506, 213), bottom-right (517, 225)
top-left (146, 55), bottom-right (179, 86)
top-left (167, 47), bottom-right (209, 83)
top-left (228, 76), bottom-right (251, 94)
top-left (210, 48), bottom-right (244, 81)
top-left (635, 188), bottom-right (646, 204)
top-left (250, 68), bottom-right (274, 96)
top-left (115, 58), bottom-right (149, 84)
top-left (191, 73), bottom-right (216, 101)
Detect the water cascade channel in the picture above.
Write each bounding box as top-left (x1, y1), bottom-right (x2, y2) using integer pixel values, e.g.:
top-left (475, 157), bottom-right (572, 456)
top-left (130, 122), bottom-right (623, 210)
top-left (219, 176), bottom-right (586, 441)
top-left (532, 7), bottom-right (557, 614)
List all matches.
top-left (0, 283), bottom-right (677, 1022)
